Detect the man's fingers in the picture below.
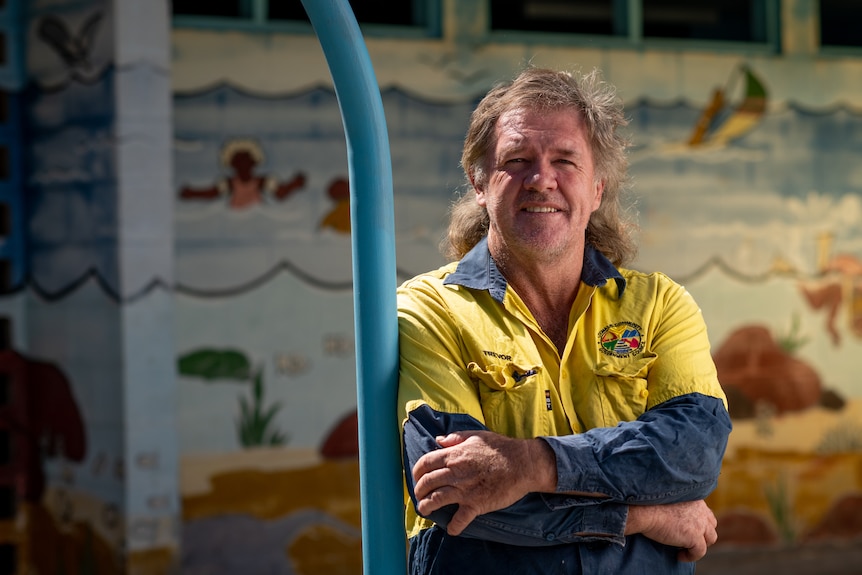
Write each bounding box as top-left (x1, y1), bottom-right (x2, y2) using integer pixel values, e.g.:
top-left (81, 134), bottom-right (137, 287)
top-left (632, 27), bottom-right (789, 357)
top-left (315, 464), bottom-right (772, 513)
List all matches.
top-left (446, 506), bottom-right (479, 537)
top-left (706, 527), bottom-right (718, 547)
top-left (412, 449), bottom-right (447, 483)
top-left (435, 430), bottom-right (481, 447)
top-left (678, 524), bottom-right (718, 563)
top-left (678, 539), bottom-right (707, 563)
top-left (416, 484), bottom-right (459, 516)
top-left (413, 466), bottom-right (454, 501)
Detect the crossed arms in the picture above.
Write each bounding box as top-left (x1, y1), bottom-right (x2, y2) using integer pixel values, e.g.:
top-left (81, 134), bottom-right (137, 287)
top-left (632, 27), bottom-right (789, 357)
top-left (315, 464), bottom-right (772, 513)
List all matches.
top-left (403, 394), bottom-right (730, 561)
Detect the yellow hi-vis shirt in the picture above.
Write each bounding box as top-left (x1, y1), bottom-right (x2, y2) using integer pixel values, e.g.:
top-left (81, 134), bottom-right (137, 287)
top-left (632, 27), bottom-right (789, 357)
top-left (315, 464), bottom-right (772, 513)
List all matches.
top-left (397, 239), bottom-right (726, 539)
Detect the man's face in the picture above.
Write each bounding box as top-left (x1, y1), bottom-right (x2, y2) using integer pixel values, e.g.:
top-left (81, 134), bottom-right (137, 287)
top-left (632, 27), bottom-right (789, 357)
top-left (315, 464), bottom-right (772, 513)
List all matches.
top-left (475, 106), bottom-right (604, 263)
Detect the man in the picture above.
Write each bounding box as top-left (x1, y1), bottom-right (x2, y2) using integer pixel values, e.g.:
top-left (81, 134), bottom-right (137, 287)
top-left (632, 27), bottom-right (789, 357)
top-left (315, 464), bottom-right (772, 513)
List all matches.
top-left (397, 66), bottom-right (732, 574)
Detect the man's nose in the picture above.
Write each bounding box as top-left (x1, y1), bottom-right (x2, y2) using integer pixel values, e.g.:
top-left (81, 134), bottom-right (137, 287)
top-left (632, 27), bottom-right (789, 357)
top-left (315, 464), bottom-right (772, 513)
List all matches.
top-left (524, 161), bottom-right (556, 191)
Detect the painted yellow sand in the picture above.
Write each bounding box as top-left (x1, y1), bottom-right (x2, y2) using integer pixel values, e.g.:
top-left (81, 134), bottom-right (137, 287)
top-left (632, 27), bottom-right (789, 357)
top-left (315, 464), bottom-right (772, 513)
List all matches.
top-left (43, 486), bottom-right (123, 549)
top-left (725, 399), bottom-right (862, 457)
top-left (181, 446), bottom-right (322, 496)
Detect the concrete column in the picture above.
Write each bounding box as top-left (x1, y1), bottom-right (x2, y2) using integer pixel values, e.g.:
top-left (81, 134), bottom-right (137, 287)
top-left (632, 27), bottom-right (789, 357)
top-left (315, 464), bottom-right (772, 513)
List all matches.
top-left (23, 0), bottom-right (177, 572)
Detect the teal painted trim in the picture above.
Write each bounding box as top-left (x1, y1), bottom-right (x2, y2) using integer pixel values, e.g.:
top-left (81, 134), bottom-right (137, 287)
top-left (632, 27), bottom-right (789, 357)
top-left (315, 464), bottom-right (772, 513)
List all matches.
top-left (357, 22), bottom-right (438, 39)
top-left (488, 29), bottom-right (780, 55)
top-left (0, 0), bottom-right (25, 90)
top-left (421, 0), bottom-right (442, 37)
top-left (818, 45), bottom-right (862, 56)
top-left (173, 15), bottom-right (257, 30)
top-left (300, 2), bottom-right (404, 575)
top-left (625, 0), bottom-right (641, 43)
top-left (488, 29), bottom-right (632, 48)
top-left (171, 16), bottom-right (436, 38)
top-left (172, 0), bottom-right (441, 38)
top-left (172, 15), bottom-right (315, 35)
top-left (250, 0), bottom-right (265, 25)
top-left (770, 0), bottom-right (782, 53)
top-left (758, 0), bottom-right (782, 53)
top-left (641, 37), bottom-right (780, 55)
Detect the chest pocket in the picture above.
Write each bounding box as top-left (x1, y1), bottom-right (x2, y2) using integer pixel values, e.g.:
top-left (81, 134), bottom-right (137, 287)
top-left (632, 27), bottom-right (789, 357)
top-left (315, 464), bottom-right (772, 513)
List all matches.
top-left (593, 355), bottom-right (656, 426)
top-left (468, 361), bottom-right (544, 438)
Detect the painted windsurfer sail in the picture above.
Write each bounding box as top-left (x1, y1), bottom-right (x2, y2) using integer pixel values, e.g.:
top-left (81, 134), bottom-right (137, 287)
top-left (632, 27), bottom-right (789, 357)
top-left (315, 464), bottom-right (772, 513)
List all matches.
top-left (688, 65), bottom-right (767, 147)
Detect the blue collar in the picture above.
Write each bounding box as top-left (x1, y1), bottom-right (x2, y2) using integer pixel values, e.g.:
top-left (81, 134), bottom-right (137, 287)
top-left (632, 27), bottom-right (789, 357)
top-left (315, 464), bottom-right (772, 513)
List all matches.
top-left (443, 237), bottom-right (627, 304)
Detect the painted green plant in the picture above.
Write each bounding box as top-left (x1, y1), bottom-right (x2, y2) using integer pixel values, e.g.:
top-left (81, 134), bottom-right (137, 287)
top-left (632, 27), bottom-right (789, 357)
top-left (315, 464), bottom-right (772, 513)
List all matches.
top-left (764, 474), bottom-right (796, 544)
top-left (178, 348), bottom-right (288, 447)
top-left (237, 369), bottom-right (287, 446)
top-left (776, 313), bottom-right (809, 355)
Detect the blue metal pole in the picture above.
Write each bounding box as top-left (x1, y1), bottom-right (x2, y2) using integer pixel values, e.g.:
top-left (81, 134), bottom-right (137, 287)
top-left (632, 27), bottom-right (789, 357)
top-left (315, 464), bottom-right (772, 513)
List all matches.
top-left (300, 2), bottom-right (404, 574)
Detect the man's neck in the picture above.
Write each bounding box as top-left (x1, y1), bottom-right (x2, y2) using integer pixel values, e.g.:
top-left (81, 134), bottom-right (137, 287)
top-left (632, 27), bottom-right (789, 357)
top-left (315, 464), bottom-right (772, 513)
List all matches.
top-left (491, 242), bottom-right (585, 353)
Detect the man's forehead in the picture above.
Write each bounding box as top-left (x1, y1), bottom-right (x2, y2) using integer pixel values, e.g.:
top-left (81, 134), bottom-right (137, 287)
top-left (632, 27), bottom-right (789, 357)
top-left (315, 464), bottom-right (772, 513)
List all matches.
top-left (494, 107), bottom-right (587, 149)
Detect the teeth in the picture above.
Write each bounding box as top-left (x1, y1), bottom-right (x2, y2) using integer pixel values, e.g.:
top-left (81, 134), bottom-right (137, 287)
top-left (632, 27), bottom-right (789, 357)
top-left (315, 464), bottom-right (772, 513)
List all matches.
top-left (524, 207), bottom-right (558, 213)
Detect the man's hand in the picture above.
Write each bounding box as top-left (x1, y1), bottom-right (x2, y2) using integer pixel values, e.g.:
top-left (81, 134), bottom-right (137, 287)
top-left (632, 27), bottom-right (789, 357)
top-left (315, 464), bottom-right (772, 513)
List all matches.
top-left (412, 430), bottom-right (556, 536)
top-left (625, 500), bottom-right (718, 562)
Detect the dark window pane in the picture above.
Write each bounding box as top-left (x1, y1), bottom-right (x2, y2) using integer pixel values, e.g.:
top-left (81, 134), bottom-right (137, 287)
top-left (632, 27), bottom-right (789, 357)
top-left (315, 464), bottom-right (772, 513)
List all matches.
top-left (269, 0), bottom-right (417, 26)
top-left (0, 147), bottom-right (7, 181)
top-left (820, 0), bottom-right (862, 47)
top-left (491, 0), bottom-right (621, 35)
top-left (0, 485), bottom-right (13, 520)
top-left (0, 432), bottom-right (9, 467)
top-left (643, 0), bottom-right (764, 42)
top-left (0, 92), bottom-right (7, 125)
top-left (172, 0), bottom-right (243, 18)
top-left (0, 318), bottom-right (9, 349)
top-left (0, 543), bottom-right (15, 575)
top-left (0, 262), bottom-right (9, 293)
top-left (0, 204), bottom-right (8, 237)
top-left (0, 373), bottom-right (9, 406)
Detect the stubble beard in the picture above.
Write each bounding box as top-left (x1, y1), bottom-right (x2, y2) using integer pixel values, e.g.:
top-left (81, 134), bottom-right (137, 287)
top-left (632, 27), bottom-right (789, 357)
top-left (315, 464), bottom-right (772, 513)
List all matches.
top-left (489, 222), bottom-right (572, 271)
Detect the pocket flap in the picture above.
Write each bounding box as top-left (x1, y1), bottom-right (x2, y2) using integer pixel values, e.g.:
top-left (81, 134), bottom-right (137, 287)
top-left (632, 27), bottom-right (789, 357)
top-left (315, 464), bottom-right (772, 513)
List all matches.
top-left (593, 354), bottom-right (656, 379)
top-left (468, 361), bottom-right (542, 391)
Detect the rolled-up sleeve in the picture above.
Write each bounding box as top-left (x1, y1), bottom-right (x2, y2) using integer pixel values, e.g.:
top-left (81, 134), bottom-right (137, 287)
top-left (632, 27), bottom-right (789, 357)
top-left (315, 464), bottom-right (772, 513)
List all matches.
top-left (542, 393), bottom-right (731, 504)
top-left (403, 403), bottom-right (630, 546)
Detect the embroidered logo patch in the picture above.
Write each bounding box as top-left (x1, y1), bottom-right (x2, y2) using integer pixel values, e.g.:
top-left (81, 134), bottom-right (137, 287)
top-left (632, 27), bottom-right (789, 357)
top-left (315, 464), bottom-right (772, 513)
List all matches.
top-left (598, 322), bottom-right (645, 358)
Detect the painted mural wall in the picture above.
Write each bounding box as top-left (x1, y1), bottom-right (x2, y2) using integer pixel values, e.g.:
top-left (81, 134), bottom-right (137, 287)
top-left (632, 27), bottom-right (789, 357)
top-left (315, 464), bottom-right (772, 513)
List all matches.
top-left (12, 3), bottom-right (862, 574)
top-left (10, 0), bottom-right (177, 573)
top-left (170, 19), bottom-right (862, 574)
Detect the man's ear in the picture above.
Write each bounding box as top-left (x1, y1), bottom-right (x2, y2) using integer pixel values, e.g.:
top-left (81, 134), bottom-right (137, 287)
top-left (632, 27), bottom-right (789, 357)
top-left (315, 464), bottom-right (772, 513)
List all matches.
top-left (592, 178), bottom-right (605, 211)
top-left (470, 172), bottom-right (487, 206)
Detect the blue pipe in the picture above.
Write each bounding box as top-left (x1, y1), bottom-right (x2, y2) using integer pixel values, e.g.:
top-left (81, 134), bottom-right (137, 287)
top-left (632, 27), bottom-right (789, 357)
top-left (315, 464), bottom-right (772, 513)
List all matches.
top-left (300, 2), bottom-right (404, 574)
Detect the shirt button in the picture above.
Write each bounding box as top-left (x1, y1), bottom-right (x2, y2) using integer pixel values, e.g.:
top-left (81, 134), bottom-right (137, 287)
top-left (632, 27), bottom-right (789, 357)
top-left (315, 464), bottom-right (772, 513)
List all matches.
top-left (640, 389), bottom-right (649, 398)
top-left (545, 533), bottom-right (556, 541)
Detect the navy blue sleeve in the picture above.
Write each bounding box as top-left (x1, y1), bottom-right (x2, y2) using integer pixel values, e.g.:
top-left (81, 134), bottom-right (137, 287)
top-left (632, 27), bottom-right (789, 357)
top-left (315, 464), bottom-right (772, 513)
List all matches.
top-left (542, 393), bottom-right (732, 504)
top-left (403, 403), bottom-right (628, 546)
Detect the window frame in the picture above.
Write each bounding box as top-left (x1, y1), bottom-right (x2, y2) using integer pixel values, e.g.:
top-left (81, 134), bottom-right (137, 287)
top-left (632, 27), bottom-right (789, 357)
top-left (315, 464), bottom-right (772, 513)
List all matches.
top-left (171, 0), bottom-right (442, 39)
top-left (487, 0), bottom-right (782, 55)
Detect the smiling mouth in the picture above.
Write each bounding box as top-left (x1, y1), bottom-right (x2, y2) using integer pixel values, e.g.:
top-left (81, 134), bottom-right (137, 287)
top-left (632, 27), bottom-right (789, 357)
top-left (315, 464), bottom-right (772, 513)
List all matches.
top-left (524, 207), bottom-right (559, 213)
